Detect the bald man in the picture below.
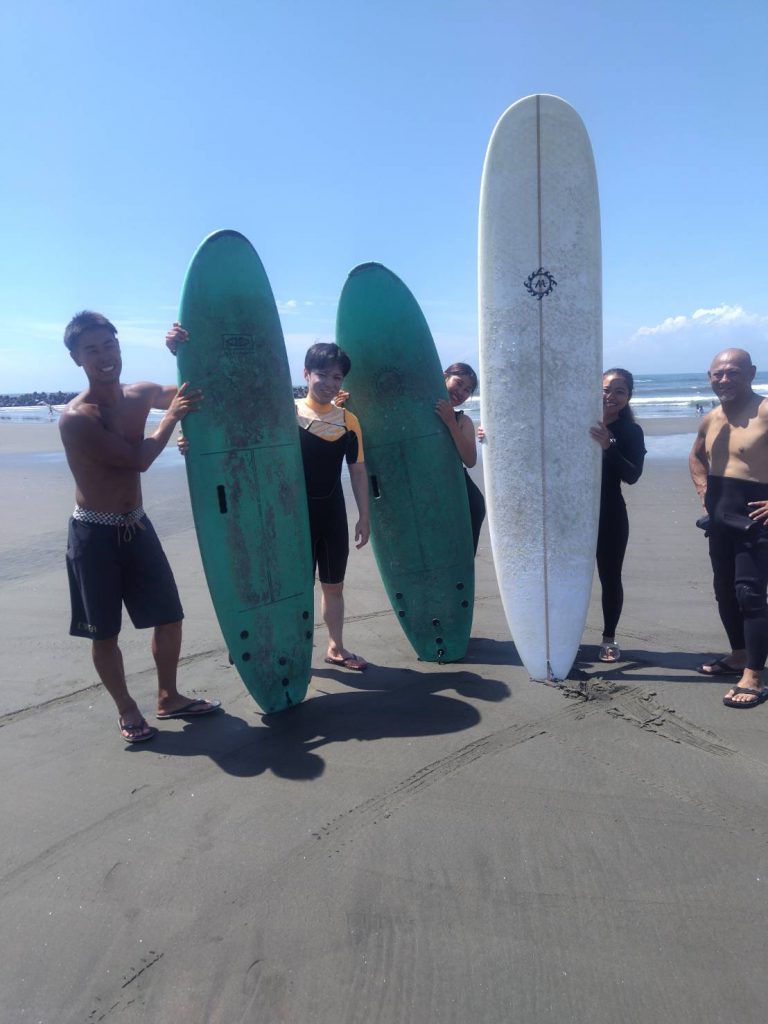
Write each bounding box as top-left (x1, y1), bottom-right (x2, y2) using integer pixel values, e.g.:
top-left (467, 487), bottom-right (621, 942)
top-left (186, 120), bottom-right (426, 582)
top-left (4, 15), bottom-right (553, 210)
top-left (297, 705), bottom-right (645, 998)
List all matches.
top-left (690, 348), bottom-right (768, 708)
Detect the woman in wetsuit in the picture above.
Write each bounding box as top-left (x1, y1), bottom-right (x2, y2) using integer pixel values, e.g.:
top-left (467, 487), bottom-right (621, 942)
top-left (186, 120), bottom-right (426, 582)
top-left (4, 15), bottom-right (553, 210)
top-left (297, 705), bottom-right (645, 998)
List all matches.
top-left (435, 363), bottom-right (486, 555)
top-left (589, 368), bottom-right (646, 662)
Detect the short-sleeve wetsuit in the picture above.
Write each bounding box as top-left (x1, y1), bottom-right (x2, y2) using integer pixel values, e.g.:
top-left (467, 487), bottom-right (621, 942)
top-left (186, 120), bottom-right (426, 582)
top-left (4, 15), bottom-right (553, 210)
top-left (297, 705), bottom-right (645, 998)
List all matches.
top-left (596, 415), bottom-right (646, 637)
top-left (296, 396), bottom-right (365, 584)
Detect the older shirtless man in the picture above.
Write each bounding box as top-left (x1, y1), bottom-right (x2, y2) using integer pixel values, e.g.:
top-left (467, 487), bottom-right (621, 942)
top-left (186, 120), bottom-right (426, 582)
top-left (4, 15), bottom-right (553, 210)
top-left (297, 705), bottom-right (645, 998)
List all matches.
top-left (60, 311), bottom-right (220, 742)
top-left (690, 348), bottom-right (768, 708)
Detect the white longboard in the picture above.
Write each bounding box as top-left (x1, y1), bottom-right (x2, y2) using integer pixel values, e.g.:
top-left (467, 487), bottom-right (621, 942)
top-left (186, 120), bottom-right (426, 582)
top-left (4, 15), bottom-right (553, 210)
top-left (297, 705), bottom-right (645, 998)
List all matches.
top-left (479, 94), bottom-right (602, 681)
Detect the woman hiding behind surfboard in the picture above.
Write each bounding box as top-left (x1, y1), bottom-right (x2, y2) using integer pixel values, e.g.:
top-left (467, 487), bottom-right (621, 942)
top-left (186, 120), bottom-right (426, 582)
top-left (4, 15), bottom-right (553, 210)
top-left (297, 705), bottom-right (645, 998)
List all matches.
top-left (589, 369), bottom-right (646, 663)
top-left (435, 363), bottom-right (486, 555)
top-left (341, 361), bottom-right (485, 556)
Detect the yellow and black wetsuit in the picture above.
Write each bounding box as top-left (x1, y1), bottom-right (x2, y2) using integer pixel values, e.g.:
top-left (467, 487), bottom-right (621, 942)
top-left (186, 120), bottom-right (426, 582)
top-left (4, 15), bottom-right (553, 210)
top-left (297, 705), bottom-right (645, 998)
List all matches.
top-left (296, 396), bottom-right (364, 584)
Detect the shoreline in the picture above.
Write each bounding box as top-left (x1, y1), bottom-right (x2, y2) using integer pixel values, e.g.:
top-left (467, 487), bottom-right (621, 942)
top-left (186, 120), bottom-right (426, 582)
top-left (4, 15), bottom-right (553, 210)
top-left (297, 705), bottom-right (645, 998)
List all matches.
top-left (0, 414), bottom-right (700, 456)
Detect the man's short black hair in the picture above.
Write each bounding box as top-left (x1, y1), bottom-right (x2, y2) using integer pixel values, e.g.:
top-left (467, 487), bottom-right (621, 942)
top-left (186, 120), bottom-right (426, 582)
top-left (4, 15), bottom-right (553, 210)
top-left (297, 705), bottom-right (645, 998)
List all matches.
top-left (63, 311), bottom-right (117, 352)
top-left (304, 342), bottom-right (351, 377)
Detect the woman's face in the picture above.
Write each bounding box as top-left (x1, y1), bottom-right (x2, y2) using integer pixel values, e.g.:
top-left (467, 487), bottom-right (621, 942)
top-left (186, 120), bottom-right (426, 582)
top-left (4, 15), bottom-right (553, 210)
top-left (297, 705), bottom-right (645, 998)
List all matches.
top-left (445, 373), bottom-right (474, 407)
top-left (602, 373), bottom-right (630, 421)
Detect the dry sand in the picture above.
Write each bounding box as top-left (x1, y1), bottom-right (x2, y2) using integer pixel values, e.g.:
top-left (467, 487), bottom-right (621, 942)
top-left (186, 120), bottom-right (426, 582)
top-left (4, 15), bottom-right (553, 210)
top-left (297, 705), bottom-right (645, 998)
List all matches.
top-left (2, 419), bottom-right (768, 1024)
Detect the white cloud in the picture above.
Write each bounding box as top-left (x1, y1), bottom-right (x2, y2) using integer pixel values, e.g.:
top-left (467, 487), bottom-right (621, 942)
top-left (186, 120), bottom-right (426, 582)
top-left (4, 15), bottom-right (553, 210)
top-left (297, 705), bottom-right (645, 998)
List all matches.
top-left (634, 305), bottom-right (768, 338)
top-left (633, 314), bottom-right (688, 336)
top-left (610, 304), bottom-right (768, 372)
top-left (691, 305), bottom-right (766, 326)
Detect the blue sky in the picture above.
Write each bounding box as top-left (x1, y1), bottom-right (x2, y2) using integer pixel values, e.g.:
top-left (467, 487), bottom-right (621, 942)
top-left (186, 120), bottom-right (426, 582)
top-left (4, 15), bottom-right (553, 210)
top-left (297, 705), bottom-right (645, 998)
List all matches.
top-left (1, 0), bottom-right (766, 392)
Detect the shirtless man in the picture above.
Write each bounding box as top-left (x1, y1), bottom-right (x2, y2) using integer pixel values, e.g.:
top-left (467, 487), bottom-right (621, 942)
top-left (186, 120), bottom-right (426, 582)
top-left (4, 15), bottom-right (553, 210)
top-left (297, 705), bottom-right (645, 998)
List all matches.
top-left (60, 311), bottom-right (220, 742)
top-left (689, 348), bottom-right (768, 708)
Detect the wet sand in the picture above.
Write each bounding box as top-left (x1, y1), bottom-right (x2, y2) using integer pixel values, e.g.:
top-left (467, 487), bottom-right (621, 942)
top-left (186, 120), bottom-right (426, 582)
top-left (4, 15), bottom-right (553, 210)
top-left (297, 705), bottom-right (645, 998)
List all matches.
top-left (638, 415), bottom-right (698, 436)
top-left (2, 420), bottom-right (767, 1024)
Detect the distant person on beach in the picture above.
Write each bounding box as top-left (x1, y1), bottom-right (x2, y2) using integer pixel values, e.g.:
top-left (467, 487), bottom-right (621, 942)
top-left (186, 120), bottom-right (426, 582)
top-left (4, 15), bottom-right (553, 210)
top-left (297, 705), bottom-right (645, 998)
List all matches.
top-left (589, 369), bottom-right (646, 663)
top-left (690, 348), bottom-right (768, 709)
top-left (170, 329), bottom-right (371, 671)
top-left (60, 311), bottom-right (220, 744)
top-left (434, 362), bottom-right (486, 555)
top-left (36, 399), bottom-right (55, 421)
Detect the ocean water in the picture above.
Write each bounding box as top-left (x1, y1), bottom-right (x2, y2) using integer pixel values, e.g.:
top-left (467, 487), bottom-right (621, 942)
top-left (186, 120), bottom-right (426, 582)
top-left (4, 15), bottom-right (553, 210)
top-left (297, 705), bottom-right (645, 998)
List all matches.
top-left (455, 371), bottom-right (768, 420)
top-left (631, 371), bottom-right (768, 418)
top-left (4, 371), bottom-right (768, 438)
top-left (4, 372), bottom-right (768, 423)
top-left (0, 405), bottom-right (66, 423)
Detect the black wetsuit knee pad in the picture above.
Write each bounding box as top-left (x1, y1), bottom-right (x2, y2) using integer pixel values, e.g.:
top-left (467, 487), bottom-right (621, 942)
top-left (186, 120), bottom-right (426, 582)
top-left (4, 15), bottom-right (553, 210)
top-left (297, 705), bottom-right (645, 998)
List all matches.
top-left (735, 580), bottom-right (766, 617)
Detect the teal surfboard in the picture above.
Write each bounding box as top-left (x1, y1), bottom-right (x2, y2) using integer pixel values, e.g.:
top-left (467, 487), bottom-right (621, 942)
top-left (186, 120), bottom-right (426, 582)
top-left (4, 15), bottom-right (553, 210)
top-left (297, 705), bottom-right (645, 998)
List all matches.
top-left (337, 262), bottom-right (474, 662)
top-left (177, 230), bottom-right (313, 712)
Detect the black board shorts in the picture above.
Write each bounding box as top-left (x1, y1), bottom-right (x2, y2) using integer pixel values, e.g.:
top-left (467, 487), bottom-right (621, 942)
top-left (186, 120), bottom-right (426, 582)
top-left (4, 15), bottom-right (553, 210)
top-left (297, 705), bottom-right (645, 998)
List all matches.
top-left (66, 514), bottom-right (183, 640)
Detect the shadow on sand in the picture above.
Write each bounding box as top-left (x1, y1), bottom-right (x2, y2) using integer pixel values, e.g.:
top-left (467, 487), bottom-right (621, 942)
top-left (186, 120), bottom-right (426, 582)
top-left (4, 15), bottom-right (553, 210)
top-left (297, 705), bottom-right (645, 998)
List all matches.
top-left (127, 660), bottom-right (512, 780)
top-left (571, 645), bottom-right (733, 686)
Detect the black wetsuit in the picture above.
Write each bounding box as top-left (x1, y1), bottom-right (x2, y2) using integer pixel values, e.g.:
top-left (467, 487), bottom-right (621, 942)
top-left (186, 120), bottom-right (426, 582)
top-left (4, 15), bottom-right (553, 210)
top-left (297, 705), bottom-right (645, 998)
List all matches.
top-left (705, 475), bottom-right (768, 670)
top-left (455, 411), bottom-right (486, 555)
top-left (596, 416), bottom-right (646, 638)
top-left (297, 400), bottom-right (363, 584)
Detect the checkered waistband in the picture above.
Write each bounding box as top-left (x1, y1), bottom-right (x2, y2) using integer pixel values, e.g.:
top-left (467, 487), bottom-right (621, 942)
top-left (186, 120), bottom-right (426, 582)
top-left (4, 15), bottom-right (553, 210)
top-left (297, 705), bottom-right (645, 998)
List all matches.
top-left (72, 505), bottom-right (146, 526)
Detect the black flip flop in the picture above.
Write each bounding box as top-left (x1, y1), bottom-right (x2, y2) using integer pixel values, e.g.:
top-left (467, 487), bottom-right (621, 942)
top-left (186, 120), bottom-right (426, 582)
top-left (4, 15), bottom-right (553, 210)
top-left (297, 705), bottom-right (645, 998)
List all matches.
top-left (119, 717), bottom-right (158, 743)
top-left (324, 654), bottom-right (368, 671)
top-left (156, 698), bottom-right (221, 720)
top-left (722, 686), bottom-right (768, 709)
top-left (697, 657), bottom-right (742, 676)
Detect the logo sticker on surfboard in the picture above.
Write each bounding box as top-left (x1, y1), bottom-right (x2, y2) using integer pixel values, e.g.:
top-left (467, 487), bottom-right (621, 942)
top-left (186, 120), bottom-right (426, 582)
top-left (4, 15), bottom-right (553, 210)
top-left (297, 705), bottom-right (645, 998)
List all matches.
top-left (223, 333), bottom-right (255, 351)
top-left (524, 268), bottom-right (557, 300)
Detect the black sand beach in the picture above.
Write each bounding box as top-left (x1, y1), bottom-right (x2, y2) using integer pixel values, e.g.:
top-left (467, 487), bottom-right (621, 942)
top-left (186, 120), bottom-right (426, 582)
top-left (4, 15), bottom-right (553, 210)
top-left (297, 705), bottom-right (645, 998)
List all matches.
top-left (2, 418), bottom-right (768, 1023)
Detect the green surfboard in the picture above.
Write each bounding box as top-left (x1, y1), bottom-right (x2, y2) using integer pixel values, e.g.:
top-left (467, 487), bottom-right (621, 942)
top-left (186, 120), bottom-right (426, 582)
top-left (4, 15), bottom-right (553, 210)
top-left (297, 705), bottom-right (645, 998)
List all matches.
top-left (337, 262), bottom-right (474, 662)
top-left (177, 230), bottom-right (313, 712)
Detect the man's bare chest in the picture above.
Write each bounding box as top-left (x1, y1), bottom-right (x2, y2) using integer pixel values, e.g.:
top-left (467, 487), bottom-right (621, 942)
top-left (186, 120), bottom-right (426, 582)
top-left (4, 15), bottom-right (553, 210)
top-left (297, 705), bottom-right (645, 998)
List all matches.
top-left (98, 398), bottom-right (148, 443)
top-left (706, 414), bottom-right (768, 472)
